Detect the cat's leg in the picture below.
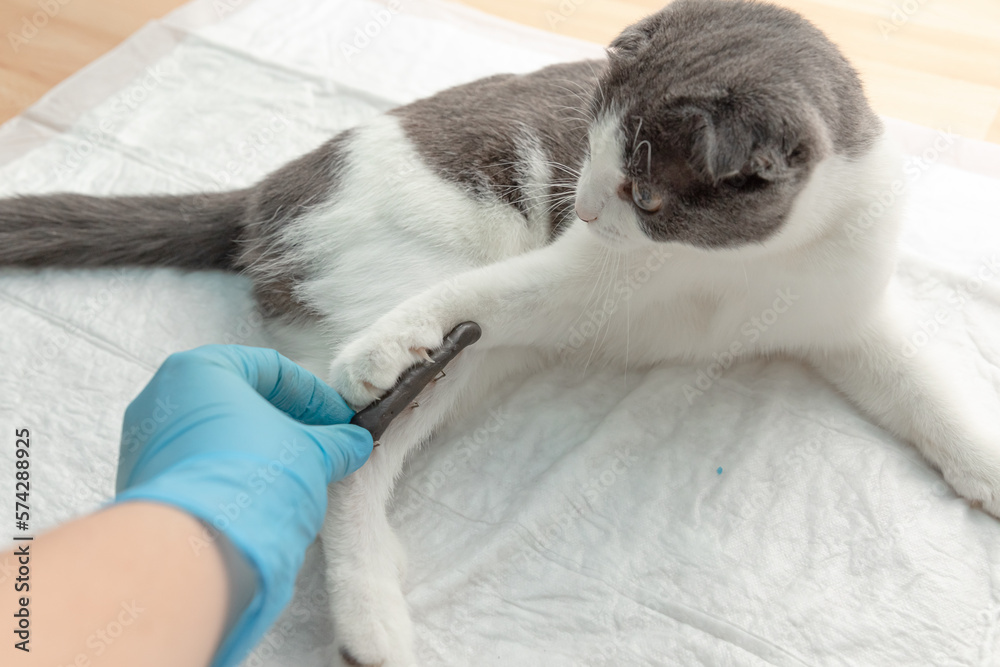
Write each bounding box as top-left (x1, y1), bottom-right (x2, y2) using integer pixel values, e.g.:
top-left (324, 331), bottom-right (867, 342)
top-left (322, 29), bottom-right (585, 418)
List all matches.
top-left (320, 225), bottom-right (628, 665)
top-left (327, 223), bottom-right (625, 408)
top-left (322, 420), bottom-right (417, 667)
top-left (807, 302), bottom-right (1000, 516)
top-left (263, 314), bottom-right (420, 666)
top-left (323, 348), bottom-right (540, 667)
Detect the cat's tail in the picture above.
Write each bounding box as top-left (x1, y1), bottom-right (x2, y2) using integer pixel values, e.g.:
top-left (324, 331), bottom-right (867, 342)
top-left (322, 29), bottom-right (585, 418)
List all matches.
top-left (0, 190), bottom-right (250, 271)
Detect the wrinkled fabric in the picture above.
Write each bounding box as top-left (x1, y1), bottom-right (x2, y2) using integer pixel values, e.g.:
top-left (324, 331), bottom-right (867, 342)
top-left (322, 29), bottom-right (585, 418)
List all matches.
top-left (0, 1), bottom-right (998, 665)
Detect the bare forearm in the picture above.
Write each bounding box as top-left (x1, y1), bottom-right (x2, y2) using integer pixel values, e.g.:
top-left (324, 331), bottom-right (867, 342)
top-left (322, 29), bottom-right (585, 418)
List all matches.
top-left (2, 501), bottom-right (245, 666)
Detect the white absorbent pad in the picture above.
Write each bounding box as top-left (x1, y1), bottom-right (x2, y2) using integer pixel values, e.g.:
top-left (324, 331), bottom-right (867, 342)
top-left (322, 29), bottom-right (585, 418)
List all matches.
top-left (1, 1), bottom-right (999, 665)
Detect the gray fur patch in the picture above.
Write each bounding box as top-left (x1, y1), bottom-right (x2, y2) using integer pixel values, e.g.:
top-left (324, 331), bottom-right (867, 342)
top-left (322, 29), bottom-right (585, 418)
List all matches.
top-left (392, 61), bottom-right (606, 239)
top-left (0, 190), bottom-right (249, 270)
top-left (237, 130), bottom-right (354, 323)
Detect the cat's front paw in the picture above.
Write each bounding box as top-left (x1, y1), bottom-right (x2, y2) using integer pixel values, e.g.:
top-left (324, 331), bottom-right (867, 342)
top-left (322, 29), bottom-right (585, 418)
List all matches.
top-left (940, 454), bottom-right (1000, 518)
top-left (329, 309), bottom-right (446, 409)
top-left (930, 424), bottom-right (1000, 518)
top-left (329, 567), bottom-right (415, 667)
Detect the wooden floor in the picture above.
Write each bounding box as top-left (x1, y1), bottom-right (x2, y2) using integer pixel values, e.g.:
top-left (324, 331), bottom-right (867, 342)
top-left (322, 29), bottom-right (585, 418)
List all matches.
top-left (1, 0), bottom-right (998, 144)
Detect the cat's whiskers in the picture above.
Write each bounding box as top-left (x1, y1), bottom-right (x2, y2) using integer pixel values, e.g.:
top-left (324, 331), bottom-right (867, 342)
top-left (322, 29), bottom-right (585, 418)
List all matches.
top-left (476, 153), bottom-right (583, 228)
top-left (478, 161), bottom-right (580, 190)
top-left (597, 252), bottom-right (626, 366)
top-left (608, 253), bottom-right (632, 372)
top-left (547, 104), bottom-right (595, 126)
top-left (507, 179), bottom-right (576, 198)
top-left (584, 249), bottom-right (624, 376)
top-left (506, 189), bottom-right (575, 211)
top-left (546, 161), bottom-right (582, 178)
top-left (537, 198), bottom-right (578, 216)
top-left (549, 82), bottom-right (598, 119)
top-left (633, 140), bottom-right (653, 177)
top-left (581, 249), bottom-right (612, 376)
top-left (513, 194), bottom-right (573, 207)
top-left (578, 246), bottom-right (612, 374)
top-left (583, 60), bottom-right (609, 113)
top-left (506, 178), bottom-right (578, 216)
top-left (624, 252), bottom-right (630, 391)
top-left (632, 117), bottom-right (644, 149)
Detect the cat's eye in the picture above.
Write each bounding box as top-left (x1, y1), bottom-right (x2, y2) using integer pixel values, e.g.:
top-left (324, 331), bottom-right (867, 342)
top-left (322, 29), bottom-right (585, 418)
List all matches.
top-left (724, 173), bottom-right (766, 190)
top-left (726, 174), bottom-right (748, 189)
top-left (631, 182), bottom-right (662, 212)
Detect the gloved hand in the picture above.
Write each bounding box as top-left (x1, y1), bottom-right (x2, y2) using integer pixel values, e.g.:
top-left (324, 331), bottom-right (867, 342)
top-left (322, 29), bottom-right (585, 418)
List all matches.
top-left (114, 344), bottom-right (373, 667)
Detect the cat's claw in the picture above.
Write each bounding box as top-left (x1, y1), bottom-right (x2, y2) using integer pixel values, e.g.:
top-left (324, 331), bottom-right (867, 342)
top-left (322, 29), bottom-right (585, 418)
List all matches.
top-left (329, 312), bottom-right (445, 409)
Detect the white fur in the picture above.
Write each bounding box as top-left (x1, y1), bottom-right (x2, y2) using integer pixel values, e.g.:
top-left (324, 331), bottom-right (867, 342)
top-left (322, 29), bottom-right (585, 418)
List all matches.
top-left (271, 111), bottom-right (1000, 667)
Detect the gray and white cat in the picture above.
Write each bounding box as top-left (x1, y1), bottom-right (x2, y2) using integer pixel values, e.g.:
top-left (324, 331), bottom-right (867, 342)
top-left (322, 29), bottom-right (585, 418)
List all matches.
top-left (2, 1), bottom-right (997, 665)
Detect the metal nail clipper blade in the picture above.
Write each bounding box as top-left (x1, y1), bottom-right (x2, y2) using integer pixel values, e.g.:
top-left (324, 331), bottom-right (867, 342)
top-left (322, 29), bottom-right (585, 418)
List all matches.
top-left (349, 322), bottom-right (483, 444)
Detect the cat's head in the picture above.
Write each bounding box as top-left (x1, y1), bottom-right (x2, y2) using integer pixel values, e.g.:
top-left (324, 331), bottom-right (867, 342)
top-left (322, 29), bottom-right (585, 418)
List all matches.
top-left (576, 0), bottom-right (881, 251)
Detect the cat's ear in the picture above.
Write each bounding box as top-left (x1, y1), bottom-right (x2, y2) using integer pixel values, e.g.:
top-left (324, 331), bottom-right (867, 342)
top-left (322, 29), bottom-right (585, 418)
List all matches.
top-left (683, 107), bottom-right (800, 184)
top-left (608, 14), bottom-right (664, 59)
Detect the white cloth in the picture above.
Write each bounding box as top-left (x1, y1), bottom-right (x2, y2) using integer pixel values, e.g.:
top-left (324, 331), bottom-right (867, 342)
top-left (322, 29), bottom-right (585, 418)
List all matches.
top-left (1, 1), bottom-right (998, 665)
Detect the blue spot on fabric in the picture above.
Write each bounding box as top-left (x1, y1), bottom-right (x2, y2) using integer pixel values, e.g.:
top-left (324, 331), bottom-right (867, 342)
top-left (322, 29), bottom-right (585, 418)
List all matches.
top-left (717, 467), bottom-right (723, 475)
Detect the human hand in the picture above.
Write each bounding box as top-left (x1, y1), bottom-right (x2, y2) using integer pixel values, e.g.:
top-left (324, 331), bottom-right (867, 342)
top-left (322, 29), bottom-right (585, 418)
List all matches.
top-left (115, 344), bottom-right (373, 666)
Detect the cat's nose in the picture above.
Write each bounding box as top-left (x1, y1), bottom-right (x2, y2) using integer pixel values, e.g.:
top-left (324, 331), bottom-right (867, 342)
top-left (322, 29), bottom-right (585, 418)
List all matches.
top-left (575, 202), bottom-right (601, 223)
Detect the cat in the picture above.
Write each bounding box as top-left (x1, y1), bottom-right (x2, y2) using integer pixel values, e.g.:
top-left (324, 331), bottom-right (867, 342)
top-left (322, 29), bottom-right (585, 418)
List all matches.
top-left (1, 0), bottom-right (998, 665)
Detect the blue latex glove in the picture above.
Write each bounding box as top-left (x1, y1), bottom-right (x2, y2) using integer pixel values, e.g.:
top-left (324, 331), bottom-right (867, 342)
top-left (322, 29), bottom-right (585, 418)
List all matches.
top-left (114, 344), bottom-right (373, 667)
